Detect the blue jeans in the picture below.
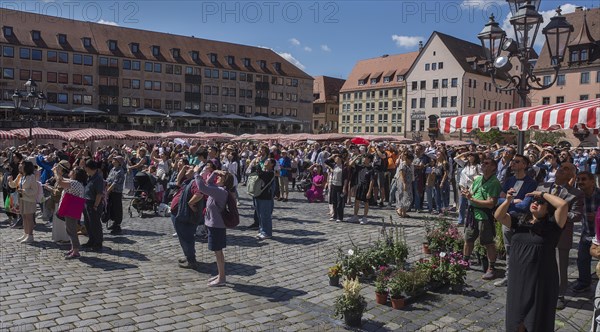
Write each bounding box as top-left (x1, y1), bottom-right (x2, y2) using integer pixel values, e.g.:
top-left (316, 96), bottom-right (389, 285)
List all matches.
top-left (255, 198), bottom-right (274, 237)
top-left (426, 186), bottom-right (442, 213)
top-left (172, 214), bottom-right (198, 263)
top-left (458, 196), bottom-right (469, 224)
top-left (441, 181), bottom-right (450, 210)
top-left (577, 235), bottom-right (592, 286)
top-left (389, 179), bottom-right (397, 206)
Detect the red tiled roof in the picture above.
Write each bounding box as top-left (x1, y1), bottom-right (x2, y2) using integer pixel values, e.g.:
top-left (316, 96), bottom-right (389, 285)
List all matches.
top-left (0, 8), bottom-right (312, 80)
top-left (340, 52), bottom-right (418, 92)
top-left (313, 76), bottom-right (345, 104)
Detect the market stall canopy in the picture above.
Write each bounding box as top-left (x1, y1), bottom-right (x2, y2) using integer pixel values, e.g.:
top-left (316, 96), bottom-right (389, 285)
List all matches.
top-left (67, 128), bottom-right (126, 142)
top-left (220, 114), bottom-right (248, 120)
top-left (248, 116), bottom-right (276, 122)
top-left (126, 109), bottom-right (165, 117)
top-left (159, 131), bottom-right (200, 139)
top-left (0, 130), bottom-right (20, 139)
top-left (439, 98), bottom-right (600, 133)
top-left (9, 127), bottom-right (68, 140)
top-left (118, 130), bottom-right (159, 140)
top-left (169, 111), bottom-right (199, 118)
top-left (72, 106), bottom-right (107, 115)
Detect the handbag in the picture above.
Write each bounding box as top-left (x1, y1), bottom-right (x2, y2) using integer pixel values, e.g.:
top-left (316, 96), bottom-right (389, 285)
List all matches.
top-left (9, 191), bottom-right (19, 214)
top-left (57, 192), bottom-right (86, 221)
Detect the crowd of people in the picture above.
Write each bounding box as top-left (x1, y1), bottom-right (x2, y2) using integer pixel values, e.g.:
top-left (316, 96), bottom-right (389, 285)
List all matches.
top-left (1, 137), bottom-right (599, 329)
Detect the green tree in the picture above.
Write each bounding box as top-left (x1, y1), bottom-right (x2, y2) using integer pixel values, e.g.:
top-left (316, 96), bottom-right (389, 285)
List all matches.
top-left (475, 128), bottom-right (505, 145)
top-left (531, 131), bottom-right (566, 145)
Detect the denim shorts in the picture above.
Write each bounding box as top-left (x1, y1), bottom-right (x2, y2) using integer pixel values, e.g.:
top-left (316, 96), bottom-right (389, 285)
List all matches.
top-left (207, 226), bottom-right (227, 251)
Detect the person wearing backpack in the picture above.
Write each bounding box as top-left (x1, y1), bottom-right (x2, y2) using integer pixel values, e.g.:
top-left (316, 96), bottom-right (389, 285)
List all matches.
top-left (248, 157), bottom-right (276, 240)
top-left (195, 169), bottom-right (234, 286)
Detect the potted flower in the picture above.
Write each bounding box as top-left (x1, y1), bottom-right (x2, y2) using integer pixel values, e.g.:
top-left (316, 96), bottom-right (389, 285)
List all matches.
top-left (334, 278), bottom-right (367, 327)
top-left (328, 264), bottom-right (342, 286)
top-left (388, 271), bottom-right (409, 309)
top-left (374, 266), bottom-right (391, 305)
top-left (339, 248), bottom-right (364, 280)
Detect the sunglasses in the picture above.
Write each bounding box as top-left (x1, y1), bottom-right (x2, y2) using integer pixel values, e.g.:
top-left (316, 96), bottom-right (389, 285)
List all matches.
top-left (533, 199), bottom-right (547, 205)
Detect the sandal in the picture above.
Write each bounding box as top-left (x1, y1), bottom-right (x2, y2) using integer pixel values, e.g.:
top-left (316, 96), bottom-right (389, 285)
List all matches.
top-left (208, 275), bottom-right (219, 282)
top-left (64, 250), bottom-right (74, 256)
top-left (65, 252), bottom-right (81, 260)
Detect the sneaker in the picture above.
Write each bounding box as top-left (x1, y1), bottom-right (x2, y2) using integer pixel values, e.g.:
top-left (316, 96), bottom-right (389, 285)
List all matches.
top-left (178, 261), bottom-right (198, 269)
top-left (257, 234), bottom-right (272, 240)
top-left (335, 219), bottom-right (342, 222)
top-left (494, 277), bottom-right (508, 287)
top-left (482, 269), bottom-right (496, 280)
top-left (572, 283), bottom-right (591, 293)
top-left (329, 217), bottom-right (336, 221)
top-left (172, 232), bottom-right (178, 237)
top-left (556, 297), bottom-right (566, 310)
top-left (360, 217), bottom-right (367, 225)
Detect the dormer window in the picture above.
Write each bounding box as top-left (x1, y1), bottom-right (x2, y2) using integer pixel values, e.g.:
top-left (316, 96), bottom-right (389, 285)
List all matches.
top-left (383, 76), bottom-right (391, 83)
top-left (259, 60), bottom-right (266, 69)
top-left (130, 43), bottom-right (139, 53)
top-left (152, 45), bottom-right (160, 57)
top-left (31, 30), bottom-right (41, 41)
top-left (226, 55), bottom-right (235, 65)
top-left (3, 26), bottom-right (13, 37)
top-left (396, 75), bottom-right (404, 82)
top-left (172, 48), bottom-right (180, 58)
top-left (108, 40), bottom-right (117, 51)
top-left (273, 62), bottom-right (281, 71)
top-left (82, 37), bottom-right (92, 48)
top-left (190, 51), bottom-right (199, 61)
top-left (243, 58), bottom-right (251, 67)
top-left (209, 53), bottom-right (217, 63)
top-left (370, 78), bottom-right (378, 85)
top-left (358, 79), bottom-right (365, 86)
top-left (58, 34), bottom-right (67, 45)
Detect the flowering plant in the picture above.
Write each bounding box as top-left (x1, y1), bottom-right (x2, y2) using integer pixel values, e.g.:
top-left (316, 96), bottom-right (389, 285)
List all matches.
top-left (416, 252), bottom-right (469, 286)
top-left (374, 265), bottom-right (392, 294)
top-left (425, 219), bottom-right (464, 253)
top-left (334, 278), bottom-right (367, 318)
top-left (328, 264), bottom-right (342, 278)
top-left (338, 247), bottom-right (367, 279)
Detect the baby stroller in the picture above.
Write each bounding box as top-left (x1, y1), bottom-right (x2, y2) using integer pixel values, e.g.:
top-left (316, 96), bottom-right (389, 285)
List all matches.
top-left (295, 161), bottom-right (313, 192)
top-left (128, 171), bottom-right (158, 217)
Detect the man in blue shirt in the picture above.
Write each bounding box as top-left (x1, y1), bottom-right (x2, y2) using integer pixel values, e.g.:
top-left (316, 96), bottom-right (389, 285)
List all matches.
top-left (494, 154), bottom-right (538, 287)
top-left (277, 150), bottom-right (291, 202)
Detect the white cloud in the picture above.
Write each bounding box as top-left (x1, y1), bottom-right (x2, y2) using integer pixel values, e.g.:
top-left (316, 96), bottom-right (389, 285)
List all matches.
top-left (461, 0), bottom-right (506, 9)
top-left (278, 52), bottom-right (306, 70)
top-left (321, 44), bottom-right (331, 52)
top-left (501, 4), bottom-right (579, 49)
top-left (391, 35), bottom-right (423, 48)
top-left (303, 46), bottom-right (312, 52)
top-left (289, 38), bottom-right (301, 46)
top-left (97, 19), bottom-right (119, 26)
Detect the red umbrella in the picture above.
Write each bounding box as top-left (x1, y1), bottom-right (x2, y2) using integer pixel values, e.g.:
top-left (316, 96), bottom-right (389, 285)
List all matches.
top-left (351, 137), bottom-right (370, 146)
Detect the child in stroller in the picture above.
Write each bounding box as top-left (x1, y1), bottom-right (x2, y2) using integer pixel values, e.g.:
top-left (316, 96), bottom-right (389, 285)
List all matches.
top-left (128, 171), bottom-right (158, 217)
top-left (295, 161), bottom-right (313, 192)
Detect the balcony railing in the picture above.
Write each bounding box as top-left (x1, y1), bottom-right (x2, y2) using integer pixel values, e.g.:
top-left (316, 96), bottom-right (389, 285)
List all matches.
top-left (98, 66), bottom-right (119, 77)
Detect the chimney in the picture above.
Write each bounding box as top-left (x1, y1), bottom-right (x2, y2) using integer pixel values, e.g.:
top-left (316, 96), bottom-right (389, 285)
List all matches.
top-left (418, 41), bottom-right (423, 53)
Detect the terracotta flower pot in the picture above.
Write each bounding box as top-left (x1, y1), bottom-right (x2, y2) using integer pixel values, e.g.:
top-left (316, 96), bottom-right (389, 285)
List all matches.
top-left (422, 243), bottom-right (431, 255)
top-left (390, 297), bottom-right (405, 310)
top-left (343, 311), bottom-right (362, 327)
top-left (328, 275), bottom-right (340, 286)
top-left (375, 291), bottom-right (388, 305)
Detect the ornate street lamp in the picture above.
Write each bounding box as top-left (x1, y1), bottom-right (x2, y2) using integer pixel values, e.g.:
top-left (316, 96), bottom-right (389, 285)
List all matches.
top-left (477, 2), bottom-right (573, 152)
top-left (11, 89), bottom-right (23, 111)
top-left (23, 78), bottom-right (40, 141)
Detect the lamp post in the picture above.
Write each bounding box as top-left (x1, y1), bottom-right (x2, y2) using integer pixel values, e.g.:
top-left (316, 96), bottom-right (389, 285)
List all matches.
top-left (477, 1), bottom-right (573, 153)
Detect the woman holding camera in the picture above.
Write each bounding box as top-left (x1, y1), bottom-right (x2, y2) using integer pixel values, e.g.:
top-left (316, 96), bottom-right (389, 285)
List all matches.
top-left (10, 160), bottom-right (37, 243)
top-left (495, 189), bottom-right (568, 332)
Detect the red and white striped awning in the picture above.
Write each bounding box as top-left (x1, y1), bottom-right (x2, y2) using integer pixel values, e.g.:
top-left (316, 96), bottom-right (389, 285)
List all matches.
top-left (0, 130), bottom-right (19, 140)
top-left (9, 128), bottom-right (68, 140)
top-left (438, 98), bottom-right (600, 134)
top-left (67, 129), bottom-right (126, 142)
top-left (119, 130), bottom-right (159, 140)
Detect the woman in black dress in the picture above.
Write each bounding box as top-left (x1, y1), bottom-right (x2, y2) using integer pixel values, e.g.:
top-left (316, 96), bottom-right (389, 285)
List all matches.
top-left (494, 188), bottom-right (568, 332)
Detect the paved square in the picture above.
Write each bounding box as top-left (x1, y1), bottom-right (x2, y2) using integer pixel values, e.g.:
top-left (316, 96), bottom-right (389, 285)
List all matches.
top-left (0, 189), bottom-right (594, 331)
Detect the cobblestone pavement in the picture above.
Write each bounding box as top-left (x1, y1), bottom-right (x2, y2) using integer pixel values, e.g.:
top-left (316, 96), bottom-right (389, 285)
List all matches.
top-left (0, 188), bottom-right (595, 331)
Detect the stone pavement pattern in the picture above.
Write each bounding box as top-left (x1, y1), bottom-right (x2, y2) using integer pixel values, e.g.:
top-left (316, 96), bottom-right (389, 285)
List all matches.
top-left (0, 189), bottom-right (594, 331)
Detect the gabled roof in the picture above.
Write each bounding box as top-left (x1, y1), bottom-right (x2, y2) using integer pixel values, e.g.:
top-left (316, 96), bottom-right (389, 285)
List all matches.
top-left (340, 52), bottom-right (418, 92)
top-left (0, 8), bottom-right (313, 80)
top-left (313, 76), bottom-right (345, 104)
top-left (536, 8), bottom-right (600, 70)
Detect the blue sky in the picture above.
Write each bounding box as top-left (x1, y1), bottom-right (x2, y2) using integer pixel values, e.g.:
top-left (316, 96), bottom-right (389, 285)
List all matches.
top-left (8, 0), bottom-right (597, 78)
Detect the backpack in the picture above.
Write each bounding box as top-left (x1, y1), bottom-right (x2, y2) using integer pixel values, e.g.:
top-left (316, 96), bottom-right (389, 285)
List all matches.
top-left (173, 180), bottom-right (202, 225)
top-left (222, 191), bottom-right (239, 228)
top-left (246, 172), bottom-right (275, 197)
